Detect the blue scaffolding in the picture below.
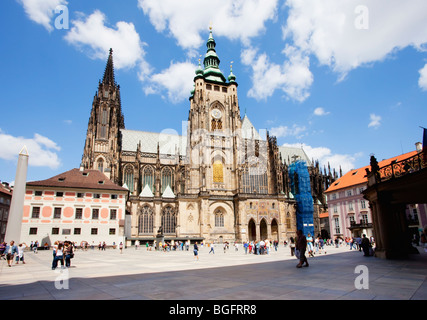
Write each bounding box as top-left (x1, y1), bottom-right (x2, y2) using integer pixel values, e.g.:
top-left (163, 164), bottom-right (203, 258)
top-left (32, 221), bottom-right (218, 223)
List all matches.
top-left (288, 160), bottom-right (314, 237)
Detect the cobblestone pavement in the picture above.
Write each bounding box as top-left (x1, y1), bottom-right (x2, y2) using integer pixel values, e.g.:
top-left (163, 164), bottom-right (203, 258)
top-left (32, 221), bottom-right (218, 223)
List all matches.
top-left (0, 244), bottom-right (426, 300)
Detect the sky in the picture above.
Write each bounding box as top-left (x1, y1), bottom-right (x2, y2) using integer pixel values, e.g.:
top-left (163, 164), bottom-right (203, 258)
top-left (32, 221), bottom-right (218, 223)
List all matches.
top-left (1, 0), bottom-right (427, 185)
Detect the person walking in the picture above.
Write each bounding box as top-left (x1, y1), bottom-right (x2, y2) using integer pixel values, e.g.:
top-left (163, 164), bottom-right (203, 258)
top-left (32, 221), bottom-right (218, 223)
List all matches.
top-left (0, 242), bottom-right (6, 260)
top-left (296, 230), bottom-right (309, 268)
top-left (209, 243), bottom-right (215, 254)
top-left (360, 234), bottom-right (372, 257)
top-left (33, 241), bottom-right (39, 253)
top-left (119, 242), bottom-right (123, 254)
top-left (52, 243), bottom-right (64, 270)
top-left (15, 243), bottom-right (27, 264)
top-left (289, 237), bottom-right (295, 256)
top-left (194, 242), bottom-right (199, 261)
top-left (4, 241), bottom-right (18, 267)
top-left (64, 241), bottom-right (74, 268)
top-left (243, 242), bottom-right (248, 254)
top-left (306, 233), bottom-right (315, 257)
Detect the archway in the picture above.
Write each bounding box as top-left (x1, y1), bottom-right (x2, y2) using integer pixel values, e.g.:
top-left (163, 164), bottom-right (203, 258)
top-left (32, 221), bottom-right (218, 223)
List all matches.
top-left (271, 219), bottom-right (279, 241)
top-left (260, 219), bottom-right (268, 240)
top-left (248, 219), bottom-right (256, 242)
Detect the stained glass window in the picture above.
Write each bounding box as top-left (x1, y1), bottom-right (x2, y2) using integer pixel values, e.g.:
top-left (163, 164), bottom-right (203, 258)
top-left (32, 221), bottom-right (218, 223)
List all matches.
top-left (161, 167), bottom-right (174, 193)
top-left (143, 166), bottom-right (154, 192)
top-left (124, 166), bottom-right (134, 192)
top-left (213, 161), bottom-right (223, 183)
top-left (138, 205), bottom-right (153, 234)
top-left (215, 209), bottom-right (224, 227)
top-left (161, 206), bottom-right (176, 234)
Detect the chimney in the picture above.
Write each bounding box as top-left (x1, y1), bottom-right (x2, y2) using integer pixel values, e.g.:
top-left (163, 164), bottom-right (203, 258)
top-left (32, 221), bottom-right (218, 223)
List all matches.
top-left (79, 163), bottom-right (85, 172)
top-left (415, 142), bottom-right (422, 153)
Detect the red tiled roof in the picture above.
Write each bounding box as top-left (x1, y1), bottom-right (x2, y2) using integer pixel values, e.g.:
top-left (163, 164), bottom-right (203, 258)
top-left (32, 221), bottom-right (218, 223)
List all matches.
top-left (26, 169), bottom-right (128, 192)
top-left (325, 150), bottom-right (418, 193)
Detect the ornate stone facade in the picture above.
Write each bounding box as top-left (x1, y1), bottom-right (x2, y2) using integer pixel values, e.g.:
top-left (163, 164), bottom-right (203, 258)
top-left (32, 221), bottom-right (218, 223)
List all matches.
top-left (81, 31), bottom-right (336, 245)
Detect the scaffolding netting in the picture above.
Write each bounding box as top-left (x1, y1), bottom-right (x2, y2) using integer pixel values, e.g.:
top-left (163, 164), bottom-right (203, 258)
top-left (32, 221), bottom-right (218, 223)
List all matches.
top-left (288, 160), bottom-right (314, 237)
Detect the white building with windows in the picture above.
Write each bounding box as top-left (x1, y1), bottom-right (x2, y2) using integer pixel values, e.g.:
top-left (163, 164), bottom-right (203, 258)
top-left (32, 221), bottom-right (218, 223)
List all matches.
top-left (22, 168), bottom-right (128, 247)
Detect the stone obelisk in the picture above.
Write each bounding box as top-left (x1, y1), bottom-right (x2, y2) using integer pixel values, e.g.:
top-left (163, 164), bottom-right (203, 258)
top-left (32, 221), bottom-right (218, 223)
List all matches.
top-left (4, 146), bottom-right (29, 244)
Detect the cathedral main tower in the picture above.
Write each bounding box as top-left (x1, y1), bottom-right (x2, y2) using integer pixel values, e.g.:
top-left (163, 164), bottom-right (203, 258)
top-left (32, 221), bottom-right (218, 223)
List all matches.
top-left (81, 49), bottom-right (125, 185)
top-left (187, 28), bottom-right (242, 196)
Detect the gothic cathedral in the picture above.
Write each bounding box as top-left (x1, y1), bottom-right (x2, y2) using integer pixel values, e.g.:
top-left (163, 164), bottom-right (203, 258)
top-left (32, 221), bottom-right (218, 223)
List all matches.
top-left (81, 29), bottom-right (337, 245)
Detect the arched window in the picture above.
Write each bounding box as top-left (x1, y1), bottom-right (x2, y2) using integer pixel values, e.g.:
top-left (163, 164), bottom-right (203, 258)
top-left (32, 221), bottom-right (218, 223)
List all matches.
top-left (97, 159), bottom-right (104, 173)
top-left (214, 209), bottom-right (224, 227)
top-left (100, 108), bottom-right (108, 138)
top-left (124, 166), bottom-right (134, 192)
top-left (213, 160), bottom-right (223, 183)
top-left (161, 167), bottom-right (174, 193)
top-left (211, 119), bottom-right (222, 131)
top-left (286, 212), bottom-right (292, 229)
top-left (138, 205), bottom-right (154, 234)
top-left (161, 206), bottom-right (176, 234)
top-left (143, 166), bottom-right (154, 192)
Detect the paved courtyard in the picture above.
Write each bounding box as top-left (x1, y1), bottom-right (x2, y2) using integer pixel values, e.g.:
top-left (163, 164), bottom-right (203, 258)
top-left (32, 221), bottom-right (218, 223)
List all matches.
top-left (0, 244), bottom-right (426, 300)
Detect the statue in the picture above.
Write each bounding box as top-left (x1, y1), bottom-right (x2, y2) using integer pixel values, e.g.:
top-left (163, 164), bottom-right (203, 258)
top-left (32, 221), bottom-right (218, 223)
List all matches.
top-left (157, 226), bottom-right (163, 236)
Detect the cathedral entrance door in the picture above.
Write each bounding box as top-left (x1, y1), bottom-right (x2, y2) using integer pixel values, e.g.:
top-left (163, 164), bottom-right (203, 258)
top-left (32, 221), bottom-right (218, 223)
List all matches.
top-left (271, 219), bottom-right (279, 241)
top-left (260, 219), bottom-right (268, 240)
top-left (248, 219), bottom-right (256, 242)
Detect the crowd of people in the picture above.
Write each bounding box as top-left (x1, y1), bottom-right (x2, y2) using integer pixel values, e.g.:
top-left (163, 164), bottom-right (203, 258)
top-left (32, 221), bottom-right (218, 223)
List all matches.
top-left (51, 241), bottom-right (75, 270)
top-left (2, 227), bottom-right (426, 270)
top-left (0, 241), bottom-right (27, 267)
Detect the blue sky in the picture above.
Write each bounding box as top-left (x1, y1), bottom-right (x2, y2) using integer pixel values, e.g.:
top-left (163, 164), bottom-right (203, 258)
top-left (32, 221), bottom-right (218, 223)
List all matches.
top-left (1, 0), bottom-right (427, 184)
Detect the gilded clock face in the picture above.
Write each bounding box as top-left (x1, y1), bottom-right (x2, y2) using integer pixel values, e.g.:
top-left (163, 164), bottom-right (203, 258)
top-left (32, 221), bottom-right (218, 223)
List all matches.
top-left (212, 109), bottom-right (222, 119)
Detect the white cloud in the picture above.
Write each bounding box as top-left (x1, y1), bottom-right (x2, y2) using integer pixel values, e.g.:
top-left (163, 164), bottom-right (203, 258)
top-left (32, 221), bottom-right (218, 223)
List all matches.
top-left (144, 61), bottom-right (197, 103)
top-left (138, 0), bottom-right (278, 50)
top-left (419, 63), bottom-right (427, 91)
top-left (313, 107), bottom-right (330, 116)
top-left (282, 0), bottom-right (427, 95)
top-left (270, 124), bottom-right (307, 139)
top-left (65, 10), bottom-right (148, 71)
top-left (282, 143), bottom-right (359, 174)
top-left (241, 45), bottom-right (313, 101)
top-left (19, 0), bottom-right (68, 32)
top-left (368, 114), bottom-right (382, 128)
top-left (0, 129), bottom-right (61, 169)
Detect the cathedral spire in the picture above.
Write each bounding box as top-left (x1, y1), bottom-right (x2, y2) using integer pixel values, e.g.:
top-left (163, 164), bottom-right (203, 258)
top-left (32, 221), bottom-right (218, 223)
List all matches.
top-left (102, 48), bottom-right (115, 85)
top-left (202, 28), bottom-right (226, 83)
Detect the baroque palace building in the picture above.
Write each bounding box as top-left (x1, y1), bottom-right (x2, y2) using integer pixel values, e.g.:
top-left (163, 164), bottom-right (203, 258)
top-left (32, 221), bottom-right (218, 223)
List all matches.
top-left (81, 29), bottom-right (337, 245)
